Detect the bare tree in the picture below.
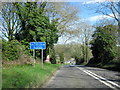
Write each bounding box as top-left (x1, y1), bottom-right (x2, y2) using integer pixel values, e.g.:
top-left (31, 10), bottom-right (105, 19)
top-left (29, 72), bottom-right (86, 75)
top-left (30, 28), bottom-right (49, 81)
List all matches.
top-left (91, 1), bottom-right (120, 44)
top-left (45, 2), bottom-right (80, 38)
top-left (74, 21), bottom-right (93, 63)
top-left (1, 2), bottom-right (21, 41)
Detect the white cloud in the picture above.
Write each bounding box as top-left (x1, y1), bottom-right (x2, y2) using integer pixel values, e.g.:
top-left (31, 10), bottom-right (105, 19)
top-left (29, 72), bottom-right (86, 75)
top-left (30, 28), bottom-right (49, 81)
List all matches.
top-left (88, 14), bottom-right (115, 22)
top-left (82, 0), bottom-right (119, 4)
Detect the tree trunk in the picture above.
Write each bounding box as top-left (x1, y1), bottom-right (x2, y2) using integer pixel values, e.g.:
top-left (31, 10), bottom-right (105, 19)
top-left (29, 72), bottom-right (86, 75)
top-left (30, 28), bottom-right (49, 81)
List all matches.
top-left (118, 21), bottom-right (120, 45)
top-left (82, 44), bottom-right (85, 62)
top-left (85, 45), bottom-right (88, 63)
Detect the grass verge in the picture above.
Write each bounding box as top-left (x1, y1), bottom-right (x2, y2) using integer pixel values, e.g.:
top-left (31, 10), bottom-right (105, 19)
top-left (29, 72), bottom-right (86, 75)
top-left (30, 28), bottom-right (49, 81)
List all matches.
top-left (2, 63), bottom-right (62, 88)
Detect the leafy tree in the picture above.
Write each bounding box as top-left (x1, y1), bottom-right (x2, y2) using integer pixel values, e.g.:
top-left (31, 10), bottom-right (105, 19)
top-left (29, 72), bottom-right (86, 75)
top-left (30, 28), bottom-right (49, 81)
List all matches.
top-left (49, 47), bottom-right (57, 64)
top-left (54, 43), bottom-right (92, 64)
top-left (54, 44), bottom-right (66, 63)
top-left (14, 2), bottom-right (46, 42)
top-left (90, 25), bottom-right (117, 65)
top-left (14, 2), bottom-right (58, 62)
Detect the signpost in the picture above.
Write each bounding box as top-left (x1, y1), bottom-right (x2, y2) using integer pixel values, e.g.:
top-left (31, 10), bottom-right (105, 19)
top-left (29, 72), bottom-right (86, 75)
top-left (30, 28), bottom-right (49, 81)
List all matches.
top-left (30, 42), bottom-right (46, 68)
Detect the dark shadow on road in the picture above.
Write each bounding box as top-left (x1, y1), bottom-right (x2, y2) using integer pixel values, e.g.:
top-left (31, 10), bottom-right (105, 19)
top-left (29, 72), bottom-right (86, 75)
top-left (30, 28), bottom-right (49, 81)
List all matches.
top-left (116, 74), bottom-right (120, 77)
top-left (106, 79), bottom-right (120, 82)
top-left (63, 65), bottom-right (86, 68)
top-left (85, 68), bottom-right (106, 71)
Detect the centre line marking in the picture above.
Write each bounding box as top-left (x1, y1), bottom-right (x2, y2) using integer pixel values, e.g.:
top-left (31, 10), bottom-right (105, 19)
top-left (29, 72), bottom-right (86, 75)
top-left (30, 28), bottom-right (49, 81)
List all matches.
top-left (76, 67), bottom-right (119, 89)
top-left (85, 70), bottom-right (120, 88)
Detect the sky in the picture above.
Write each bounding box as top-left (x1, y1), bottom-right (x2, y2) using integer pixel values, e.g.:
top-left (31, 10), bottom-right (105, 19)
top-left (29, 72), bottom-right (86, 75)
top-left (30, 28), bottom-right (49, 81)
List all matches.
top-left (70, 0), bottom-right (118, 25)
top-left (57, 0), bottom-right (119, 44)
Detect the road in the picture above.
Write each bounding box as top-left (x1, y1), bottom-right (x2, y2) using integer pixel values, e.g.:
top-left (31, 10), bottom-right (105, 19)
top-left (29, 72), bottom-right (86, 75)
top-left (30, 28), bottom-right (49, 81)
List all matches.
top-left (43, 65), bottom-right (120, 89)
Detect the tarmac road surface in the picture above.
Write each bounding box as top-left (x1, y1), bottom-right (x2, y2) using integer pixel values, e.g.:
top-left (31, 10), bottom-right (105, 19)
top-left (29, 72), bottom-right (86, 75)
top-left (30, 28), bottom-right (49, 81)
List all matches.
top-left (43, 65), bottom-right (120, 89)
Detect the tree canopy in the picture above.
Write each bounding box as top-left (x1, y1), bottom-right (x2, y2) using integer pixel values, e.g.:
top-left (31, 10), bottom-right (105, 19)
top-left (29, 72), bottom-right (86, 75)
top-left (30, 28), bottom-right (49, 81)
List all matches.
top-left (90, 25), bottom-right (117, 65)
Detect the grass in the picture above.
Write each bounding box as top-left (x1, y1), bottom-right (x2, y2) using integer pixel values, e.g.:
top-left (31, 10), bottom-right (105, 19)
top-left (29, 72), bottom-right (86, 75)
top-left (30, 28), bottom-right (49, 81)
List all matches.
top-left (2, 63), bottom-right (62, 88)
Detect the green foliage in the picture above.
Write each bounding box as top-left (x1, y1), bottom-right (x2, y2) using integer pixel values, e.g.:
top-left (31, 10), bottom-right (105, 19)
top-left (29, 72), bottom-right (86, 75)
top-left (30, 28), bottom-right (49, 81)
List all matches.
top-left (116, 46), bottom-right (120, 61)
top-left (20, 40), bottom-right (31, 56)
top-left (59, 53), bottom-right (64, 64)
top-left (14, 2), bottom-right (59, 59)
top-left (54, 44), bottom-right (92, 64)
top-left (2, 64), bottom-right (62, 88)
top-left (14, 2), bottom-right (48, 42)
top-left (2, 40), bottom-right (25, 61)
top-left (90, 25), bottom-right (117, 65)
top-left (49, 47), bottom-right (57, 64)
top-left (74, 56), bottom-right (84, 65)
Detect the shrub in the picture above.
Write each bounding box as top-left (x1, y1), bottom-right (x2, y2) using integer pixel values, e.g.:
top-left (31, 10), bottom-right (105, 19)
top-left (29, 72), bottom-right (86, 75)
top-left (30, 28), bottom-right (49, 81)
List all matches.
top-left (90, 25), bottom-right (117, 65)
top-left (75, 57), bottom-right (84, 65)
top-left (2, 40), bottom-right (25, 61)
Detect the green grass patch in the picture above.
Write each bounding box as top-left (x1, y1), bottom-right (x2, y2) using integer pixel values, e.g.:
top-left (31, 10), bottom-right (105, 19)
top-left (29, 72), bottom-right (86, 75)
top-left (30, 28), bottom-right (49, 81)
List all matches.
top-left (2, 63), bottom-right (62, 88)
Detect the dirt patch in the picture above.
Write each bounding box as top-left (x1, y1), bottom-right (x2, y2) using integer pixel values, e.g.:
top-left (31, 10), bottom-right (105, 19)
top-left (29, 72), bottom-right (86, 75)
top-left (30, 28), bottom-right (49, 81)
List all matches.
top-left (2, 54), bottom-right (40, 67)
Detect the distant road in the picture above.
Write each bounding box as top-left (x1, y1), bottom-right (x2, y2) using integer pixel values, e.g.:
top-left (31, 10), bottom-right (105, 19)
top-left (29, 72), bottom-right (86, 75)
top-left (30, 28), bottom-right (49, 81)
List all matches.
top-left (43, 65), bottom-right (120, 89)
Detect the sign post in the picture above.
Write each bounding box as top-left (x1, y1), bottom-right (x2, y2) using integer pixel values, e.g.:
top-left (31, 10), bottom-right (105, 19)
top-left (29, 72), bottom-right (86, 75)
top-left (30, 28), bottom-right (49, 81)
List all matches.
top-left (41, 49), bottom-right (43, 68)
top-left (30, 42), bottom-right (46, 68)
top-left (33, 49), bottom-right (35, 66)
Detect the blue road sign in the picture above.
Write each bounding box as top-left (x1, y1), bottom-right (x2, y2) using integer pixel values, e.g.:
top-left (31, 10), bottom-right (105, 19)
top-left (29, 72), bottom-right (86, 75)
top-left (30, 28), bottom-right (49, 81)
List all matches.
top-left (30, 42), bottom-right (46, 49)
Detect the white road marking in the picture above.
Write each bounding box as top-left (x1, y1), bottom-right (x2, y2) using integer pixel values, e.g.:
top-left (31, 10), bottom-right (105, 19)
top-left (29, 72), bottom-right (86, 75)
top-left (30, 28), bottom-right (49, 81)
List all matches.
top-left (85, 70), bottom-right (120, 88)
top-left (83, 70), bottom-right (116, 89)
top-left (76, 67), bottom-right (119, 89)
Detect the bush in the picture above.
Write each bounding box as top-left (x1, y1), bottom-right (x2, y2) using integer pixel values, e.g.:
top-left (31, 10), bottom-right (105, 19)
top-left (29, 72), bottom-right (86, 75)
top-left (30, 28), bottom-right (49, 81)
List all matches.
top-left (86, 58), bottom-right (100, 66)
top-left (75, 57), bottom-right (84, 65)
top-left (49, 48), bottom-right (57, 64)
top-left (90, 25), bottom-right (117, 65)
top-left (2, 40), bottom-right (25, 61)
